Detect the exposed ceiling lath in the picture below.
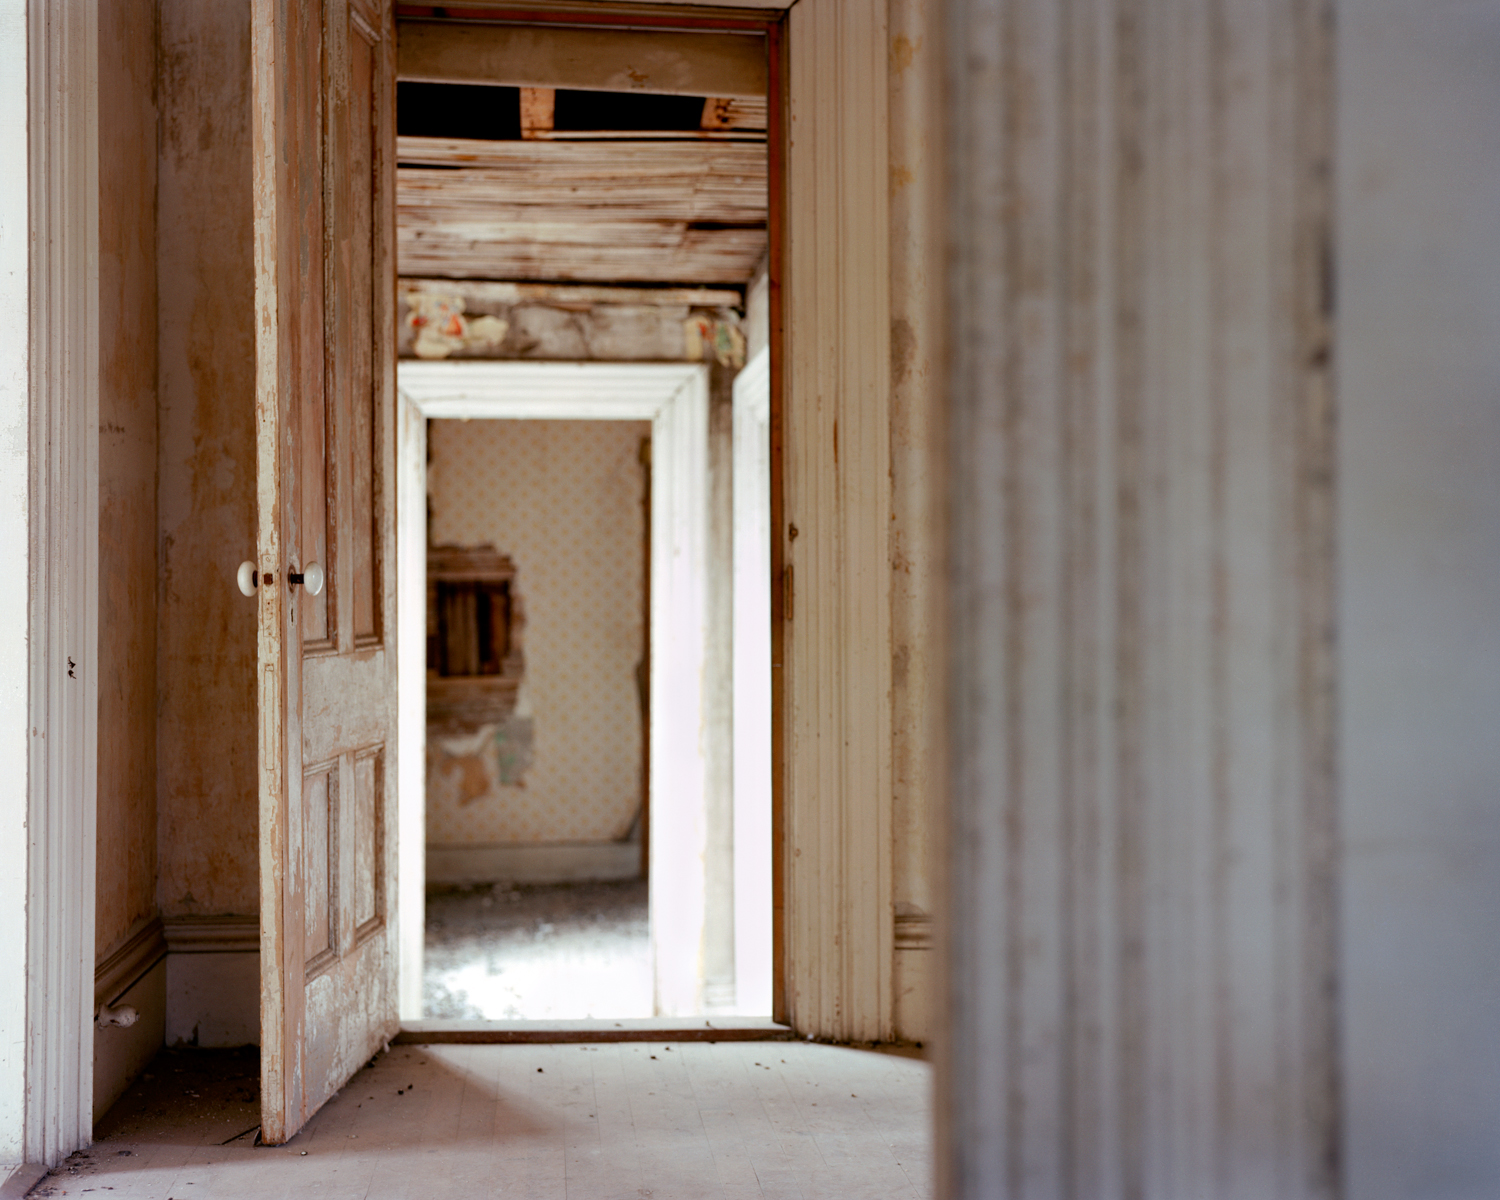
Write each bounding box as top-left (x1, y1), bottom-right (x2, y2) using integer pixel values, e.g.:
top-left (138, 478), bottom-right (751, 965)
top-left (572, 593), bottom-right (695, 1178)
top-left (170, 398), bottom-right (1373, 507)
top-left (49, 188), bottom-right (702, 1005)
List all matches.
top-left (397, 136), bottom-right (768, 286)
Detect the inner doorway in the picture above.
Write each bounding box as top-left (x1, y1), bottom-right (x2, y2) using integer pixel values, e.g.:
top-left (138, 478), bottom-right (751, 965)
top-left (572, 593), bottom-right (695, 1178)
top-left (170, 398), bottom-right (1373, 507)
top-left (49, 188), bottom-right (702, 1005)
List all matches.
top-left (421, 415), bottom-right (654, 1022)
top-left (398, 361), bottom-right (776, 1021)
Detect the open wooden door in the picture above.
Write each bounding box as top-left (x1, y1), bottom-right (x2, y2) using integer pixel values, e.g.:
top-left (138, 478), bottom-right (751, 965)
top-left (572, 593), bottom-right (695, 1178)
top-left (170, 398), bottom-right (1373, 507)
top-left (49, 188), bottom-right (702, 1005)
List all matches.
top-left (251, 0), bottom-right (397, 1145)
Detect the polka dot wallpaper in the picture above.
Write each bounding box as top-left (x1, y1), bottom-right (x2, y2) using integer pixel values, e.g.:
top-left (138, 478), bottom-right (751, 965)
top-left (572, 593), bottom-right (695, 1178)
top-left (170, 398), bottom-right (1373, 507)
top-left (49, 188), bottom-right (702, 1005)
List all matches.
top-left (426, 419), bottom-right (649, 845)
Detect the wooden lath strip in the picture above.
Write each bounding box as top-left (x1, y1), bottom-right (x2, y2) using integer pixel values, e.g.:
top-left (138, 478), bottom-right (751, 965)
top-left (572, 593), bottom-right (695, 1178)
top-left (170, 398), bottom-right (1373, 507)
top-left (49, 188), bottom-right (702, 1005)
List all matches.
top-left (396, 133), bottom-right (766, 172)
top-left (399, 278), bottom-right (744, 308)
top-left (701, 96), bottom-right (766, 130)
top-left (397, 240), bottom-right (766, 285)
top-left (397, 21), bottom-right (767, 98)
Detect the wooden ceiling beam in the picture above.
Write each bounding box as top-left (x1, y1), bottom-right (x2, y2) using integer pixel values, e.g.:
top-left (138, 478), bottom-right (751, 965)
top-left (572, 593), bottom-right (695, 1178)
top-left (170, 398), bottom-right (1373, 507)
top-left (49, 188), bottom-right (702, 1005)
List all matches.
top-left (400, 279), bottom-right (743, 308)
top-left (397, 20), bottom-right (766, 98)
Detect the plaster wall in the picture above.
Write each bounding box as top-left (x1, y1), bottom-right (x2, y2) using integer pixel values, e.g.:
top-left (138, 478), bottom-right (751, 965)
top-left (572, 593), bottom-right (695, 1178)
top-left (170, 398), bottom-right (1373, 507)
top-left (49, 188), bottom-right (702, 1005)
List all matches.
top-left (155, 0), bottom-right (259, 921)
top-left (96, 0), bottom-right (159, 962)
top-left (91, 0), bottom-right (164, 1121)
top-left (426, 419), bottom-right (648, 849)
top-left (1337, 4), bottom-right (1500, 1195)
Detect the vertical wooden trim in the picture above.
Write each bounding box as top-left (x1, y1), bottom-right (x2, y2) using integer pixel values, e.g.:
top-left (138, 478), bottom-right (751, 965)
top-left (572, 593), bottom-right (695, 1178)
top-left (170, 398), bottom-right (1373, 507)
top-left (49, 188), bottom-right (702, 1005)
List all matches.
top-left (0, 0), bottom-right (30, 1160)
top-left (731, 347), bottom-right (774, 1016)
top-left (1291, 2), bottom-right (1340, 1191)
top-left (764, 13), bottom-right (788, 1030)
top-left (22, 0), bottom-right (99, 1168)
top-left (940, 0), bottom-right (1340, 1194)
top-left (638, 433), bottom-right (652, 883)
top-left (783, 0), bottom-right (894, 1043)
top-left (648, 369), bottom-right (711, 1016)
top-left (250, 0), bottom-right (299, 1144)
top-left (395, 392), bottom-right (427, 1019)
top-left (887, 0), bottom-right (944, 1044)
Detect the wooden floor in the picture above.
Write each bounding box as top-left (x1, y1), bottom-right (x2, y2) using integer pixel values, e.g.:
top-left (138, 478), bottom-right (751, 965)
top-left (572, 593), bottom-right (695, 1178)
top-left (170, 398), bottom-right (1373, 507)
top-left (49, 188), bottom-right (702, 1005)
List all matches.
top-left (41, 1041), bottom-right (931, 1199)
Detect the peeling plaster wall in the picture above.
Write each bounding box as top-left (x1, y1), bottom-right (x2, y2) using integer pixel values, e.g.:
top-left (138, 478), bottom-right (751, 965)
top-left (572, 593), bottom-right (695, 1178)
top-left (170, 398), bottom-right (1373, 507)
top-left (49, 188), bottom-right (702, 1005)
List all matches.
top-left (426, 419), bottom-right (648, 849)
top-left (96, 0), bottom-right (160, 959)
top-left (155, 0), bottom-right (259, 920)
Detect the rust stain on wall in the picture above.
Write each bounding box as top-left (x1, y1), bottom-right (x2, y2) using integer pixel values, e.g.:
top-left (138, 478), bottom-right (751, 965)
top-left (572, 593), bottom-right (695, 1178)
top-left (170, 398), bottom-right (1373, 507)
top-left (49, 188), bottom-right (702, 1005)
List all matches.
top-left (155, 0), bottom-right (260, 919)
top-left (96, 0), bottom-right (160, 957)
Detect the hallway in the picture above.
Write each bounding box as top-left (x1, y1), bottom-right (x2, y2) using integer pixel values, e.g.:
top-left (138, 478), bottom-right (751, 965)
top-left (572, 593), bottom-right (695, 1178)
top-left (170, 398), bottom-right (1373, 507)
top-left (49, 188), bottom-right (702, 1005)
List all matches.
top-left (424, 882), bottom-right (653, 1020)
top-left (42, 1042), bottom-right (931, 1199)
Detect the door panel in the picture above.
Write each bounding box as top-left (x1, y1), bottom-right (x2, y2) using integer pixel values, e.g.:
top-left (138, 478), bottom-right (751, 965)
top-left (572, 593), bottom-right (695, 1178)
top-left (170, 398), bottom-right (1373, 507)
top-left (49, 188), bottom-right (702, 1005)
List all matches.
top-left (302, 764), bottom-right (337, 974)
top-left (253, 0), bottom-right (397, 1145)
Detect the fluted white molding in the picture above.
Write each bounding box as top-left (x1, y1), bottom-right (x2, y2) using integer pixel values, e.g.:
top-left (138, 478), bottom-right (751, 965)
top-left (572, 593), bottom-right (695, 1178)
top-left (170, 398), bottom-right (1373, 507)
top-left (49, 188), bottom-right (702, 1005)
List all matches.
top-left (940, 0), bottom-right (1338, 1195)
top-left (16, 0), bottom-right (100, 1170)
top-left (0, 0), bottom-right (30, 1169)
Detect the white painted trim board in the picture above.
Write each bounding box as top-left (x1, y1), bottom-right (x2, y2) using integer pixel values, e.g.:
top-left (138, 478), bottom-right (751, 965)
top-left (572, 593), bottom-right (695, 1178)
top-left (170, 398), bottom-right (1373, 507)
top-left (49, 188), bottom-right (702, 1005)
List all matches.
top-left (398, 360), bottom-right (712, 1017)
top-left (730, 347), bottom-right (772, 1017)
top-left (0, 0), bottom-right (34, 1160)
top-left (4, 0), bottom-right (101, 1171)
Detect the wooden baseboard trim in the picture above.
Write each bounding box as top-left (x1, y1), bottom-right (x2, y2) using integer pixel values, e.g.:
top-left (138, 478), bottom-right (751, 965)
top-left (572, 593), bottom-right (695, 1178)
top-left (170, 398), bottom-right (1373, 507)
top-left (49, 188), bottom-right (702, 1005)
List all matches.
top-left (425, 840), bottom-right (643, 886)
top-left (0, 1163), bottom-right (50, 1199)
top-left (396, 1018), bottom-right (794, 1044)
top-left (94, 916), bottom-right (168, 1010)
top-left (161, 914), bottom-right (259, 955)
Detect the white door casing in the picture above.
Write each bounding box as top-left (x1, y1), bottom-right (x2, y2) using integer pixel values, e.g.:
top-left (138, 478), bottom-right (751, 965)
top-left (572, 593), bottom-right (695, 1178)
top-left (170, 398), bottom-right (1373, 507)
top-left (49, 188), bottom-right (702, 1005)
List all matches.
top-left (396, 360), bottom-right (711, 1017)
top-left (731, 347), bottom-right (773, 1016)
top-left (6, 0), bottom-right (100, 1171)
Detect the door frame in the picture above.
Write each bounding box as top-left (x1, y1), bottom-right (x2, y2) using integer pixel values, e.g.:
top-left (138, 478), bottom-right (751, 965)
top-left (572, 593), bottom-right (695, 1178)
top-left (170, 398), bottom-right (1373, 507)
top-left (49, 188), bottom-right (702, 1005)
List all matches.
top-left (395, 360), bottom-right (714, 1017)
top-left (2, 0), bottom-right (100, 1173)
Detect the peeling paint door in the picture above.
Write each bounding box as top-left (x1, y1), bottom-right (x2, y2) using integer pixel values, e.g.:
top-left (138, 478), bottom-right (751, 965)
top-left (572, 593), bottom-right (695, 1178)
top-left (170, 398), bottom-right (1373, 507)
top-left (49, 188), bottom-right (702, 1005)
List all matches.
top-left (251, 0), bottom-right (397, 1145)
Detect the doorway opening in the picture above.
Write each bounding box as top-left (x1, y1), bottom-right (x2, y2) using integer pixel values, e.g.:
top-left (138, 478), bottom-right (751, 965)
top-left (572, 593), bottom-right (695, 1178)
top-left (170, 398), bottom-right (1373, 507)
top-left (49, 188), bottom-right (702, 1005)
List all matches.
top-left (420, 417), bottom-right (653, 1022)
top-left (398, 359), bottom-right (774, 1021)
top-left (390, 18), bottom-right (776, 1028)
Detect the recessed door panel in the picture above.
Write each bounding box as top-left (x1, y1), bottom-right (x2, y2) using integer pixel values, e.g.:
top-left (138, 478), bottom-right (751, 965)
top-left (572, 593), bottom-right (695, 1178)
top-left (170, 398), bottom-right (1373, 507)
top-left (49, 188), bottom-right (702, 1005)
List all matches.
top-left (352, 747), bottom-right (383, 936)
top-left (303, 764), bottom-right (338, 974)
top-left (348, 20), bottom-right (382, 645)
top-left (300, 349), bottom-right (333, 649)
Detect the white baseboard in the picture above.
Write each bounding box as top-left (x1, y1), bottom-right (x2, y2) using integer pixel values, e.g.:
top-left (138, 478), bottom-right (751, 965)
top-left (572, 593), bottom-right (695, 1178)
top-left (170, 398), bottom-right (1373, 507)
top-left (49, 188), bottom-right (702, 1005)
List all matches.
top-left (95, 916), bottom-right (167, 1010)
top-left (93, 957), bottom-right (165, 1121)
top-left (0, 1163), bottom-right (49, 1199)
top-left (161, 914), bottom-right (258, 954)
top-left (93, 917), bottom-right (169, 1120)
top-left (426, 841), bottom-right (643, 886)
top-left (162, 915), bottom-right (260, 1049)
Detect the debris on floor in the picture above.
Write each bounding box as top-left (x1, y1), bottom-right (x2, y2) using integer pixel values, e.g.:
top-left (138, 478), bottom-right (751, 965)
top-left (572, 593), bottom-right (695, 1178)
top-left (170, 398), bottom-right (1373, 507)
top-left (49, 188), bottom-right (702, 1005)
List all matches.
top-left (69, 1040), bottom-right (932, 1199)
top-left (423, 878), bottom-right (651, 1019)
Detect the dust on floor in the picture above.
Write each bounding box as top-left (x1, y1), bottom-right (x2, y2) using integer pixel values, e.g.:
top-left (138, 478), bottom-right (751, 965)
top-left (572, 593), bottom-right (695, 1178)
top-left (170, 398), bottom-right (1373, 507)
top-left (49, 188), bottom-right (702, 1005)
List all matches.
top-left (423, 879), bottom-right (653, 1020)
top-left (53, 1041), bottom-right (932, 1199)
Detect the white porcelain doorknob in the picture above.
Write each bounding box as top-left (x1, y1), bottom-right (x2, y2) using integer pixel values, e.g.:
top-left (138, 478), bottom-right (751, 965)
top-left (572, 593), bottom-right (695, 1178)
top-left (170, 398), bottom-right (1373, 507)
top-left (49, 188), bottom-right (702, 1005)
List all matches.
top-left (236, 561), bottom-right (258, 597)
top-left (295, 562), bottom-right (326, 597)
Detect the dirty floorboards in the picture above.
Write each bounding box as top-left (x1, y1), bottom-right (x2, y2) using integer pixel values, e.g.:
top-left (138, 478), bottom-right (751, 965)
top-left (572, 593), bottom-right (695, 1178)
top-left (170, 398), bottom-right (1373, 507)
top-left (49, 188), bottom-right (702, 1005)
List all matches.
top-left (41, 1041), bottom-right (931, 1198)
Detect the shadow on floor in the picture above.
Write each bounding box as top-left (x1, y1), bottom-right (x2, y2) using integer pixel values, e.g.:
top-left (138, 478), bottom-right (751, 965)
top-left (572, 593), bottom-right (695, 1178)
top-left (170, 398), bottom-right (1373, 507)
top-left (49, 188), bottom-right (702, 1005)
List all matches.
top-left (56, 1041), bottom-right (930, 1199)
top-left (94, 1046), bottom-right (261, 1148)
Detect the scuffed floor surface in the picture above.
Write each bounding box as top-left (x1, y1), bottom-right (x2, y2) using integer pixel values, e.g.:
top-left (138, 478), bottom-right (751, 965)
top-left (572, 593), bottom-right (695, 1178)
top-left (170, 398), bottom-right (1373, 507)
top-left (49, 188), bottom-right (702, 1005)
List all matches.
top-left (424, 880), bottom-right (654, 1020)
top-left (45, 1041), bottom-right (932, 1199)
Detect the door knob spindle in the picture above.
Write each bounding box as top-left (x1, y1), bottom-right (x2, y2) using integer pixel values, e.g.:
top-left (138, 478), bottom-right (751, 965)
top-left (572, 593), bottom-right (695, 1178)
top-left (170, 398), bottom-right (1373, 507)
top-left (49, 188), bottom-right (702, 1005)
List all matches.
top-left (289, 562), bottom-right (325, 596)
